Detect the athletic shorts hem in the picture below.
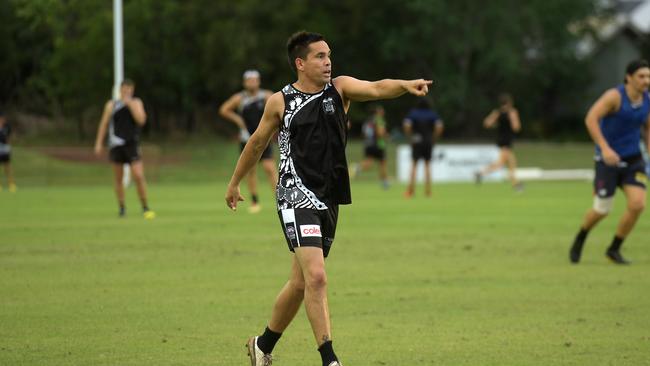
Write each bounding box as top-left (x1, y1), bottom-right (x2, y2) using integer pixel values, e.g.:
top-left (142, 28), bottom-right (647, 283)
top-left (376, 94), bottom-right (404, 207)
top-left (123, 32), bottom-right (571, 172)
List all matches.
top-left (364, 146), bottom-right (385, 161)
top-left (109, 144), bottom-right (141, 164)
top-left (411, 143), bottom-right (433, 161)
top-left (593, 158), bottom-right (647, 198)
top-left (277, 207), bottom-right (338, 258)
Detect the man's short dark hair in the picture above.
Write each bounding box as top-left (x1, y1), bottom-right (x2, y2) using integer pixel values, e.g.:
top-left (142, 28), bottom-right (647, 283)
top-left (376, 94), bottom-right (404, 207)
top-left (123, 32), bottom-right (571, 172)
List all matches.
top-left (121, 78), bottom-right (135, 87)
top-left (626, 59), bottom-right (649, 75)
top-left (624, 59), bottom-right (649, 83)
top-left (287, 31), bottom-right (325, 74)
top-left (498, 93), bottom-right (513, 106)
top-left (625, 59), bottom-right (649, 75)
top-left (416, 97), bottom-right (431, 109)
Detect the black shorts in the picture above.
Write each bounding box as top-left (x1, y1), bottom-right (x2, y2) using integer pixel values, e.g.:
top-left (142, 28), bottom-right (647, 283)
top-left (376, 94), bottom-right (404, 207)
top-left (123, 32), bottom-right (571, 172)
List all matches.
top-left (364, 145), bottom-right (385, 161)
top-left (497, 139), bottom-right (513, 148)
top-left (594, 155), bottom-right (648, 198)
top-left (0, 153), bottom-right (10, 164)
top-left (109, 144), bottom-right (141, 164)
top-left (240, 142), bottom-right (273, 161)
top-left (412, 143), bottom-right (433, 161)
top-left (278, 206), bottom-right (339, 258)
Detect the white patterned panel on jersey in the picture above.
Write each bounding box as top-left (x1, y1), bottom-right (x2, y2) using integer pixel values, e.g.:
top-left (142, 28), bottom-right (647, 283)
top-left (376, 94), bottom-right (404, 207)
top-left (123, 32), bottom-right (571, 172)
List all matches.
top-left (276, 85), bottom-right (329, 211)
top-left (108, 100), bottom-right (127, 148)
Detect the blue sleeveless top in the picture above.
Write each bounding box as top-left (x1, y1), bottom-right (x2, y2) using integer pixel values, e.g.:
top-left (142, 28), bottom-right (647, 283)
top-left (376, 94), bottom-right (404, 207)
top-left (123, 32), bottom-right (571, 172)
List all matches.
top-left (596, 85), bottom-right (650, 159)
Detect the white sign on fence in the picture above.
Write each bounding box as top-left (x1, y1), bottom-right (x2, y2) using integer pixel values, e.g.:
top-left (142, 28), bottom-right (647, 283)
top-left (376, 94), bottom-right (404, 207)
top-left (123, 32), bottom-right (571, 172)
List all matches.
top-left (397, 144), bottom-right (503, 183)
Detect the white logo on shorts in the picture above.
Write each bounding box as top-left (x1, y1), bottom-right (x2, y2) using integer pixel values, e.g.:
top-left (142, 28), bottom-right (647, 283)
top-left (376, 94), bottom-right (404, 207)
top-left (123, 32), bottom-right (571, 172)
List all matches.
top-left (300, 225), bottom-right (322, 237)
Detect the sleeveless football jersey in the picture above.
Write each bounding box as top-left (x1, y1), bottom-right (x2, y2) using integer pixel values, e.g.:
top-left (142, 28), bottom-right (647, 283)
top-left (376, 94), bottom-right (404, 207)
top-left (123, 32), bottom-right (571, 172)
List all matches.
top-left (276, 83), bottom-right (351, 210)
top-left (238, 91), bottom-right (267, 135)
top-left (109, 100), bottom-right (139, 147)
top-left (596, 85), bottom-right (650, 159)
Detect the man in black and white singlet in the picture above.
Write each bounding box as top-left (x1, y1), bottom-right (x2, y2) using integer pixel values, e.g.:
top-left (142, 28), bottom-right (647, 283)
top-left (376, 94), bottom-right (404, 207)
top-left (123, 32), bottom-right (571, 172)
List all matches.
top-left (94, 79), bottom-right (155, 219)
top-left (220, 70), bottom-right (276, 213)
top-left (225, 31), bottom-right (432, 366)
top-left (276, 81), bottom-right (351, 213)
top-left (0, 110), bottom-right (17, 192)
top-left (475, 93), bottom-right (523, 190)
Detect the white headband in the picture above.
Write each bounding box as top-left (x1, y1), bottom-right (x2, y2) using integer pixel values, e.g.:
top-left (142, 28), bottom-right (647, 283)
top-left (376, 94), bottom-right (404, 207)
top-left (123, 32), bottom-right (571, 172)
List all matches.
top-left (243, 70), bottom-right (261, 79)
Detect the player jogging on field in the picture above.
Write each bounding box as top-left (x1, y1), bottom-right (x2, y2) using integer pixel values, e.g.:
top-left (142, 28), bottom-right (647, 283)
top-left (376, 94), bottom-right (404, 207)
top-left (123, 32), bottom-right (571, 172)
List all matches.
top-left (220, 70), bottom-right (277, 213)
top-left (475, 93), bottom-right (523, 191)
top-left (351, 104), bottom-right (390, 189)
top-left (570, 59), bottom-right (650, 265)
top-left (0, 111), bottom-right (17, 192)
top-left (94, 79), bottom-right (155, 219)
top-left (224, 31), bottom-right (432, 366)
top-left (403, 98), bottom-right (444, 198)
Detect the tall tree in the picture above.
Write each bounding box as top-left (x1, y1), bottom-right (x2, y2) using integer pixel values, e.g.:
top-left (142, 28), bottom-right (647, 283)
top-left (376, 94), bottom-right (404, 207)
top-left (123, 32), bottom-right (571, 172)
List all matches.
top-left (0, 0), bottom-right (601, 140)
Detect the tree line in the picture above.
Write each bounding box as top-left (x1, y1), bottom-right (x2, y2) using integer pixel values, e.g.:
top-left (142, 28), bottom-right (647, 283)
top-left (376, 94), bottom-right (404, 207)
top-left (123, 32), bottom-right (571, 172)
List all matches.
top-left (0, 0), bottom-right (629, 141)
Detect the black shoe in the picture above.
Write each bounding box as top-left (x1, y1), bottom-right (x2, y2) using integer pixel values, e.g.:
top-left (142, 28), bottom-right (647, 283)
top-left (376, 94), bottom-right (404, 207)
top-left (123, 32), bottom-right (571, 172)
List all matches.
top-left (569, 240), bottom-right (584, 264)
top-left (606, 250), bottom-right (630, 265)
top-left (118, 207), bottom-right (126, 217)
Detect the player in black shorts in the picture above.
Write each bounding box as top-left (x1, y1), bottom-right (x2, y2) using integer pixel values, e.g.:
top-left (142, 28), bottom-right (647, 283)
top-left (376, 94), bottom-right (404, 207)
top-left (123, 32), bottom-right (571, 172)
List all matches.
top-left (475, 93), bottom-right (523, 191)
top-left (569, 60), bottom-right (650, 265)
top-left (225, 31), bottom-right (432, 366)
top-left (220, 70), bottom-right (277, 213)
top-left (94, 79), bottom-right (155, 219)
top-left (402, 98), bottom-right (444, 198)
top-left (0, 111), bottom-right (17, 193)
top-left (351, 104), bottom-right (389, 189)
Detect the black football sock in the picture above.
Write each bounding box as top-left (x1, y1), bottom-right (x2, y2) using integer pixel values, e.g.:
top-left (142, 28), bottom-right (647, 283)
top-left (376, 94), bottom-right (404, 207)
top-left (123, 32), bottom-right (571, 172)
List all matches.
top-left (574, 228), bottom-right (589, 245)
top-left (318, 340), bottom-right (338, 366)
top-left (569, 227), bottom-right (590, 263)
top-left (607, 235), bottom-right (624, 252)
top-left (140, 199), bottom-right (149, 211)
top-left (256, 326), bottom-right (282, 354)
top-left (251, 194), bottom-right (259, 205)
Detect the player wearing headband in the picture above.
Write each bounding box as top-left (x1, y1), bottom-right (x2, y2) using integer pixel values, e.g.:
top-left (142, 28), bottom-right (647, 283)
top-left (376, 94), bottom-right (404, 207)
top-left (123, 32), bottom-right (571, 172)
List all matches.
top-left (220, 70), bottom-right (277, 213)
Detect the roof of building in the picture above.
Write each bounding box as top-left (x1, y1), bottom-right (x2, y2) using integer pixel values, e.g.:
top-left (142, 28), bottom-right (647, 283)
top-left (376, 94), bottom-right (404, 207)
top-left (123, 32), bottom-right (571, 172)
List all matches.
top-left (575, 0), bottom-right (650, 57)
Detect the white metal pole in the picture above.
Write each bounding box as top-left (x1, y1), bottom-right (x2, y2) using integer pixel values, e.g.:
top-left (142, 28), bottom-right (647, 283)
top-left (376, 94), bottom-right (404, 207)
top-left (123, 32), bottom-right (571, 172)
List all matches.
top-left (113, 0), bottom-right (130, 187)
top-left (113, 0), bottom-right (123, 100)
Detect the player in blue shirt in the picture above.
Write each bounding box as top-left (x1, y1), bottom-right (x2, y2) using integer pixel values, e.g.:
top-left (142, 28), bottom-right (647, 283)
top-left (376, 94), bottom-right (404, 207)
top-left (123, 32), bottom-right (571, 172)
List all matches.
top-left (570, 60), bottom-right (650, 265)
top-left (402, 98), bottom-right (444, 198)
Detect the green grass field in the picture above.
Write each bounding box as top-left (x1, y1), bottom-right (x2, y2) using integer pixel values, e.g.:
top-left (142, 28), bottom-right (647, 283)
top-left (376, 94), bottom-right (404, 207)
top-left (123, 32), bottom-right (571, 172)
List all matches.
top-left (1, 142), bottom-right (650, 365)
top-left (8, 140), bottom-right (595, 186)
